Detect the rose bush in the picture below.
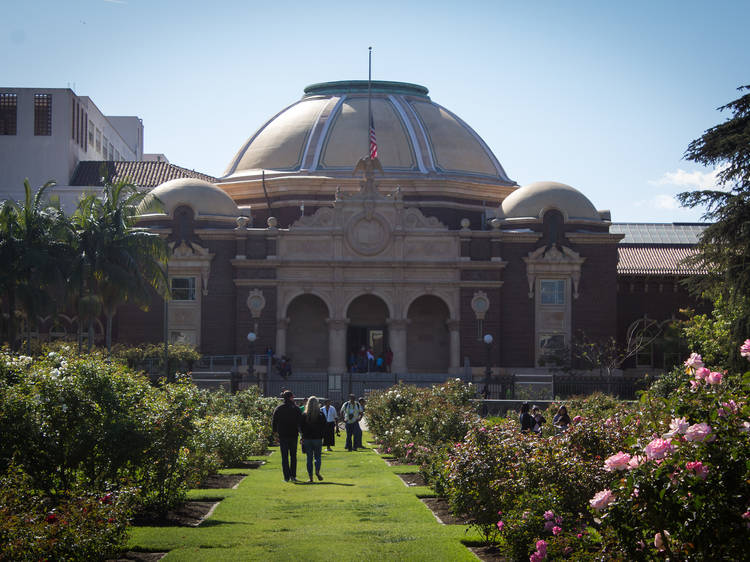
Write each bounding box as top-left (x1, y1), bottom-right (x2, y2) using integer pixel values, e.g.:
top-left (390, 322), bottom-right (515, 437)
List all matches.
top-left (0, 466), bottom-right (136, 562)
top-left (588, 349), bottom-right (750, 560)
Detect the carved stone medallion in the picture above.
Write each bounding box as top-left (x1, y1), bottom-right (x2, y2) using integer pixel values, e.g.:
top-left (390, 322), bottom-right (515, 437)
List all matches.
top-left (345, 213), bottom-right (390, 256)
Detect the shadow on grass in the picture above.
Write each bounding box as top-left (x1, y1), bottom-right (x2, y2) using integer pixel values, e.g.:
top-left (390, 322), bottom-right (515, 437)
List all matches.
top-left (292, 481), bottom-right (355, 486)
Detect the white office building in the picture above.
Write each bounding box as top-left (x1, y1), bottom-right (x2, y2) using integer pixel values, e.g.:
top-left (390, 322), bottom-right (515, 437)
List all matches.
top-left (0, 87), bottom-right (144, 204)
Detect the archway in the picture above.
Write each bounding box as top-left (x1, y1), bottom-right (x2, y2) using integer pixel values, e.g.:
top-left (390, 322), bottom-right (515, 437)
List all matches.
top-left (286, 294), bottom-right (329, 372)
top-left (407, 295), bottom-right (450, 373)
top-left (346, 294), bottom-right (389, 372)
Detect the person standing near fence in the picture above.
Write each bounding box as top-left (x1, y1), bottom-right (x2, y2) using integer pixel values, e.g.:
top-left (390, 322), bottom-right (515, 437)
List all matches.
top-left (340, 394), bottom-right (363, 451)
top-left (321, 398), bottom-right (338, 451)
top-left (271, 390), bottom-right (302, 482)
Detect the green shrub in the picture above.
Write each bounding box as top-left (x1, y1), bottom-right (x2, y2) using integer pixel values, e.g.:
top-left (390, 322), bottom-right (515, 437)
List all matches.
top-left (194, 414), bottom-right (266, 467)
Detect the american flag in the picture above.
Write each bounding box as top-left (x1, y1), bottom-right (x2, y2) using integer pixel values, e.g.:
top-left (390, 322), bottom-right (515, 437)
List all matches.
top-left (369, 113), bottom-right (377, 159)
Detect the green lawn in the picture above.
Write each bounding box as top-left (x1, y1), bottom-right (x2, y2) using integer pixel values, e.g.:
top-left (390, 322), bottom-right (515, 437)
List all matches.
top-left (128, 432), bottom-right (480, 561)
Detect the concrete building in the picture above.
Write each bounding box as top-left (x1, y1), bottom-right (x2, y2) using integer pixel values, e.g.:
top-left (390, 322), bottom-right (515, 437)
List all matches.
top-left (0, 87), bottom-right (143, 205)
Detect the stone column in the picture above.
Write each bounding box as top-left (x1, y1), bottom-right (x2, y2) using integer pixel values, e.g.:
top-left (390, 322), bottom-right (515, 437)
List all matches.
top-left (275, 318), bottom-right (289, 357)
top-left (388, 319), bottom-right (408, 374)
top-left (326, 318), bottom-right (348, 374)
top-left (446, 319), bottom-right (461, 372)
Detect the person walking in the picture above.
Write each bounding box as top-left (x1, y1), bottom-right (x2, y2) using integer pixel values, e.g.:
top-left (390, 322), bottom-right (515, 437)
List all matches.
top-left (321, 398), bottom-right (338, 451)
top-left (300, 396), bottom-right (327, 482)
top-left (271, 390), bottom-right (302, 482)
top-left (340, 394), bottom-right (363, 451)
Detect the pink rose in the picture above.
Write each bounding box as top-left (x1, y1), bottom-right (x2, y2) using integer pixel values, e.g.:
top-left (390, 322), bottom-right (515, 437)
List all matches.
top-left (654, 531), bottom-right (670, 551)
top-left (684, 352), bottom-right (704, 370)
top-left (604, 451), bottom-right (631, 471)
top-left (742, 510), bottom-right (750, 520)
top-left (536, 540), bottom-right (547, 556)
top-left (694, 367), bottom-right (710, 380)
top-left (707, 371), bottom-right (723, 385)
top-left (544, 520), bottom-right (555, 532)
top-left (543, 509), bottom-right (554, 520)
top-left (589, 489), bottom-right (615, 511)
top-left (552, 526), bottom-right (562, 535)
top-left (690, 379), bottom-right (702, 390)
top-left (686, 461), bottom-right (709, 480)
top-left (529, 553), bottom-right (543, 562)
top-left (740, 339), bottom-right (750, 359)
top-left (572, 415), bottom-right (582, 424)
top-left (669, 417), bottom-right (689, 434)
top-left (628, 455), bottom-right (644, 469)
top-left (497, 520), bottom-right (504, 531)
top-left (684, 422), bottom-right (712, 442)
top-left (644, 438), bottom-right (673, 460)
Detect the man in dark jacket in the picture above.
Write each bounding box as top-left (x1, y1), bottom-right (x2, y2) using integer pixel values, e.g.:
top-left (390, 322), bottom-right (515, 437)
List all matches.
top-left (272, 390), bottom-right (303, 482)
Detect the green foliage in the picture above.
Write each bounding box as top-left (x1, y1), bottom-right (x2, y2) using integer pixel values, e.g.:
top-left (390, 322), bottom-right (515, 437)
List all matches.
top-left (679, 292), bottom-right (746, 371)
top-left (677, 85), bottom-right (750, 370)
top-left (0, 466), bottom-right (135, 562)
top-left (366, 379), bottom-right (477, 466)
top-left (597, 355), bottom-right (750, 560)
top-left (194, 415), bottom-right (266, 466)
top-left (0, 347), bottom-right (154, 494)
top-left (112, 341), bottom-right (201, 376)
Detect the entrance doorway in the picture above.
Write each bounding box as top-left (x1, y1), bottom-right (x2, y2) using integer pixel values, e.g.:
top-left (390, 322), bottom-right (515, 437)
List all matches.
top-left (346, 294), bottom-right (389, 373)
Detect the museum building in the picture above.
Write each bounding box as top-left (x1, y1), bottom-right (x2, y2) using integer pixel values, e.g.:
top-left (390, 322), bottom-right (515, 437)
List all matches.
top-left (107, 80), bottom-right (703, 379)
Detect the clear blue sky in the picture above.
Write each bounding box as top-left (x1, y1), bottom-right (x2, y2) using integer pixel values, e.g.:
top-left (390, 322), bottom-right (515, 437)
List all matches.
top-left (5, 0), bottom-right (749, 222)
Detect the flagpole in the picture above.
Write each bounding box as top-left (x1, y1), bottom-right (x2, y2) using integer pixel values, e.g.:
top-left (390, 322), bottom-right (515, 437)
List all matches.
top-left (368, 46), bottom-right (372, 157)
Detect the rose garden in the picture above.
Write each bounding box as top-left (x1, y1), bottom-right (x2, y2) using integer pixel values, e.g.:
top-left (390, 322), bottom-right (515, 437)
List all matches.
top-left (1, 338), bottom-right (748, 560)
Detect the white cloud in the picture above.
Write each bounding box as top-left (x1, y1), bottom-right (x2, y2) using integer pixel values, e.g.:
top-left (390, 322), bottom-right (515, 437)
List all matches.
top-left (648, 166), bottom-right (724, 191)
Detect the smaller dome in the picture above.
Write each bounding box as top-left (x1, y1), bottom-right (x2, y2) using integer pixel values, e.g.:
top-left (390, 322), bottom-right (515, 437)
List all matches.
top-left (148, 178), bottom-right (239, 219)
top-left (500, 181), bottom-right (602, 222)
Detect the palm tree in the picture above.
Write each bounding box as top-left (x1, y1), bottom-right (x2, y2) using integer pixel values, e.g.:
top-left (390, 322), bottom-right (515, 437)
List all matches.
top-left (0, 180), bottom-right (69, 352)
top-left (71, 179), bottom-right (168, 354)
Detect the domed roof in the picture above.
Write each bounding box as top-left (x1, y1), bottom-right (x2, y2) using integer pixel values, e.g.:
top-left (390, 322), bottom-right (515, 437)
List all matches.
top-left (147, 178), bottom-right (239, 219)
top-left (500, 181), bottom-right (602, 222)
top-left (222, 81), bottom-right (513, 184)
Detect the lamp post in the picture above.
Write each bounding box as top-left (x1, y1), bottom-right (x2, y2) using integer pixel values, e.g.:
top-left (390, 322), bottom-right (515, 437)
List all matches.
top-left (247, 331), bottom-right (257, 390)
top-left (483, 333), bottom-right (493, 397)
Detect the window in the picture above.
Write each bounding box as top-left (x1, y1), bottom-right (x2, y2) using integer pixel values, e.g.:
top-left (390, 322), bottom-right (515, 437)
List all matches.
top-left (540, 279), bottom-right (565, 305)
top-left (108, 142), bottom-right (113, 160)
top-left (95, 128), bottom-right (101, 152)
top-left (88, 120), bottom-right (94, 148)
top-left (171, 277), bottom-right (196, 301)
top-left (0, 93), bottom-right (17, 135)
top-left (34, 93), bottom-right (52, 135)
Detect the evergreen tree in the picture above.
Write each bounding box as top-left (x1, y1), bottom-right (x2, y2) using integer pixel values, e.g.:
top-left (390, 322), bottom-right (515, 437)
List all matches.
top-left (677, 85), bottom-right (750, 369)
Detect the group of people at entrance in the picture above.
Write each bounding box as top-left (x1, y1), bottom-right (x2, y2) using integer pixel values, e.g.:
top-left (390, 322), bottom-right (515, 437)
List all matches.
top-left (350, 346), bottom-right (393, 373)
top-left (271, 392), bottom-right (365, 483)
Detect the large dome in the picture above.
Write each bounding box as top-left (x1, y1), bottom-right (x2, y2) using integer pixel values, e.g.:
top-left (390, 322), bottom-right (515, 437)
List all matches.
top-left (223, 81), bottom-right (513, 182)
top-left (218, 81), bottom-right (516, 211)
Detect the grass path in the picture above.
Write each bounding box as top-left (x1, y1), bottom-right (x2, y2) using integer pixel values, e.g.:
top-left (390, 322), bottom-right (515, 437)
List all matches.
top-left (128, 432), bottom-right (480, 561)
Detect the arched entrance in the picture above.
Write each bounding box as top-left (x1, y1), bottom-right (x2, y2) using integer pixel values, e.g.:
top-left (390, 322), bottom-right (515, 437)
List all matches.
top-left (346, 295), bottom-right (389, 372)
top-left (407, 295), bottom-right (450, 373)
top-left (286, 294), bottom-right (329, 372)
